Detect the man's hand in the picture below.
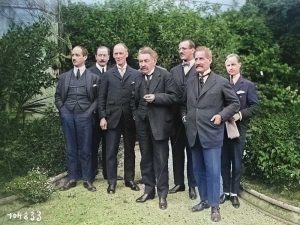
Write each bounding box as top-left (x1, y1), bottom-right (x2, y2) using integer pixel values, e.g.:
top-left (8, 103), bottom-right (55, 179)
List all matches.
top-left (143, 94), bottom-right (155, 103)
top-left (210, 114), bottom-right (222, 125)
top-left (100, 118), bottom-right (107, 130)
top-left (232, 112), bottom-right (242, 121)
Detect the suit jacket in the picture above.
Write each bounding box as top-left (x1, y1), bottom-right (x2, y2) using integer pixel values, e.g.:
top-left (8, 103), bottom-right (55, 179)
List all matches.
top-left (54, 69), bottom-right (100, 114)
top-left (170, 63), bottom-right (197, 123)
top-left (232, 75), bottom-right (258, 125)
top-left (131, 66), bottom-right (178, 140)
top-left (88, 64), bottom-right (112, 76)
top-left (98, 65), bottom-right (140, 129)
top-left (182, 71), bottom-right (240, 148)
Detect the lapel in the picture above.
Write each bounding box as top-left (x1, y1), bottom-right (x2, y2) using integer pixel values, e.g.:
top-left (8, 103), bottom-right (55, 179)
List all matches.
top-left (85, 70), bottom-right (92, 97)
top-left (64, 70), bottom-right (72, 97)
top-left (233, 76), bottom-right (243, 92)
top-left (198, 73), bottom-right (216, 99)
top-left (112, 66), bottom-right (122, 80)
top-left (191, 73), bottom-right (199, 99)
top-left (149, 67), bottom-right (161, 94)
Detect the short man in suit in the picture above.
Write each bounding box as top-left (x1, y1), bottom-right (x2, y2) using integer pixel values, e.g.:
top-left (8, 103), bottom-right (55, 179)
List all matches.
top-left (88, 46), bottom-right (110, 181)
top-left (169, 39), bottom-right (197, 200)
top-left (55, 46), bottom-right (98, 192)
top-left (220, 53), bottom-right (258, 208)
top-left (99, 43), bottom-right (140, 194)
top-left (132, 47), bottom-right (178, 210)
top-left (182, 46), bottom-right (240, 222)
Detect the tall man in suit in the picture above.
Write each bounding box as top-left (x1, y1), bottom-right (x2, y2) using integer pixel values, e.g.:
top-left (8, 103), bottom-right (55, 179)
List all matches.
top-left (99, 43), bottom-right (140, 194)
top-left (169, 39), bottom-right (197, 200)
top-left (220, 54), bottom-right (258, 208)
top-left (182, 46), bottom-right (240, 222)
top-left (132, 47), bottom-right (178, 210)
top-left (88, 46), bottom-right (110, 181)
top-left (55, 46), bottom-right (98, 192)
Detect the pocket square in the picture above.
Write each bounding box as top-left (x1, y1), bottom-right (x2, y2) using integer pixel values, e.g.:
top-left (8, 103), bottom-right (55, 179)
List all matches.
top-left (93, 84), bottom-right (97, 87)
top-left (236, 90), bottom-right (245, 95)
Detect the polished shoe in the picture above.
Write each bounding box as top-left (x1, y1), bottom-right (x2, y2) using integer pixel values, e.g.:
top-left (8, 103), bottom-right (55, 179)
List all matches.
top-left (136, 192), bottom-right (155, 203)
top-left (230, 196), bottom-right (240, 208)
top-left (211, 206), bottom-right (221, 222)
top-left (159, 197), bottom-right (167, 210)
top-left (83, 181), bottom-right (97, 192)
top-left (107, 183), bottom-right (116, 194)
top-left (60, 180), bottom-right (77, 191)
top-left (117, 175), bottom-right (123, 180)
top-left (220, 194), bottom-right (230, 204)
top-left (125, 180), bottom-right (140, 191)
top-left (169, 185), bottom-right (185, 194)
top-left (192, 200), bottom-right (210, 212)
top-left (189, 187), bottom-right (197, 200)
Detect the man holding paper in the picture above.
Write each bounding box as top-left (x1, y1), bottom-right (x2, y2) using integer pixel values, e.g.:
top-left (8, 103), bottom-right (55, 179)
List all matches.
top-left (220, 53), bottom-right (258, 208)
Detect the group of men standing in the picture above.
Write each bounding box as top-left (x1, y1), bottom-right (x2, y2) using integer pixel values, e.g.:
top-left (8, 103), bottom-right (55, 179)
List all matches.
top-left (54, 40), bottom-right (258, 222)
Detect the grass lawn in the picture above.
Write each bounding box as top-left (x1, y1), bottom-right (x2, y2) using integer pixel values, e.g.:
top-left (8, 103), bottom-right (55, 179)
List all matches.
top-left (0, 178), bottom-right (288, 225)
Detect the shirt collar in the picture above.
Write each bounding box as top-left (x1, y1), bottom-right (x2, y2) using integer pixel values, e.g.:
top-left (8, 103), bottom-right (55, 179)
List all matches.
top-left (73, 65), bottom-right (86, 76)
top-left (96, 63), bottom-right (106, 72)
top-left (231, 73), bottom-right (241, 84)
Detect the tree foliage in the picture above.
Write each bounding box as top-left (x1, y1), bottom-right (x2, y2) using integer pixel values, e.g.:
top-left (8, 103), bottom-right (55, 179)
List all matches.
top-left (0, 19), bottom-right (57, 121)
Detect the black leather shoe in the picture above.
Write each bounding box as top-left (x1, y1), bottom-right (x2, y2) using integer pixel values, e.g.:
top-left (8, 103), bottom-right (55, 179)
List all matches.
top-left (125, 180), bottom-right (140, 191)
top-left (211, 207), bottom-right (221, 222)
top-left (83, 181), bottom-right (97, 192)
top-left (230, 196), bottom-right (240, 208)
top-left (117, 175), bottom-right (123, 180)
top-left (136, 192), bottom-right (155, 203)
top-left (107, 183), bottom-right (116, 194)
top-left (159, 197), bottom-right (167, 210)
top-left (189, 187), bottom-right (197, 200)
top-left (192, 200), bottom-right (210, 212)
top-left (60, 180), bottom-right (77, 191)
top-left (220, 194), bottom-right (230, 204)
top-left (169, 185), bottom-right (185, 194)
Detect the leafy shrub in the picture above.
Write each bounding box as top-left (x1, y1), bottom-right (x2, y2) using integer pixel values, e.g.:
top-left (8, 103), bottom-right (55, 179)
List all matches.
top-left (5, 168), bottom-right (54, 203)
top-left (0, 109), bottom-right (66, 182)
top-left (244, 83), bottom-right (300, 189)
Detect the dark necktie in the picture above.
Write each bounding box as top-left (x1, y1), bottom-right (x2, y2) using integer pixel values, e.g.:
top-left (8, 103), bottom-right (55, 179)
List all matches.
top-left (76, 69), bottom-right (80, 80)
top-left (145, 75), bottom-right (152, 92)
top-left (230, 75), bottom-right (234, 85)
top-left (198, 74), bottom-right (209, 96)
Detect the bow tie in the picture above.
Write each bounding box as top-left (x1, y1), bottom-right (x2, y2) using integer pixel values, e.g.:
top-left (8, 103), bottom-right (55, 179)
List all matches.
top-left (182, 61), bottom-right (190, 67)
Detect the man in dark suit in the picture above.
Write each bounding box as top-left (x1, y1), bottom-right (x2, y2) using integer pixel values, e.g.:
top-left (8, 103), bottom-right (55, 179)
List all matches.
top-left (55, 45), bottom-right (98, 192)
top-left (98, 43), bottom-right (140, 194)
top-left (220, 54), bottom-right (258, 208)
top-left (169, 39), bottom-right (197, 200)
top-left (182, 46), bottom-right (240, 222)
top-left (132, 47), bottom-right (178, 210)
top-left (88, 46), bottom-right (110, 181)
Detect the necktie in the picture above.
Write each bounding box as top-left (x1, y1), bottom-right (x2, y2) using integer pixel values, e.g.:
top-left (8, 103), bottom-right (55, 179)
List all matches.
top-left (230, 75), bottom-right (234, 85)
top-left (76, 69), bottom-right (80, 80)
top-left (119, 68), bottom-right (125, 77)
top-left (145, 75), bottom-right (152, 93)
top-left (100, 67), bottom-right (104, 74)
top-left (198, 74), bottom-right (209, 96)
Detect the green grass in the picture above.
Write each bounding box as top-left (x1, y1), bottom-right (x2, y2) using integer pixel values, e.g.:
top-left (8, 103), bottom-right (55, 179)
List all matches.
top-left (0, 179), bottom-right (288, 225)
top-left (242, 177), bottom-right (300, 208)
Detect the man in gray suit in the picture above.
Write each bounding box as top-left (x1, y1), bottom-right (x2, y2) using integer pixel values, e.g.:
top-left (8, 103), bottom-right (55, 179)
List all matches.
top-left (182, 46), bottom-right (240, 222)
top-left (132, 47), bottom-right (178, 210)
top-left (55, 46), bottom-right (99, 192)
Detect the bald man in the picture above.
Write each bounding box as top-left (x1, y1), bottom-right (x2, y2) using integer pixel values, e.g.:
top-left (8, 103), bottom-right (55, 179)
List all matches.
top-left (98, 43), bottom-right (141, 194)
